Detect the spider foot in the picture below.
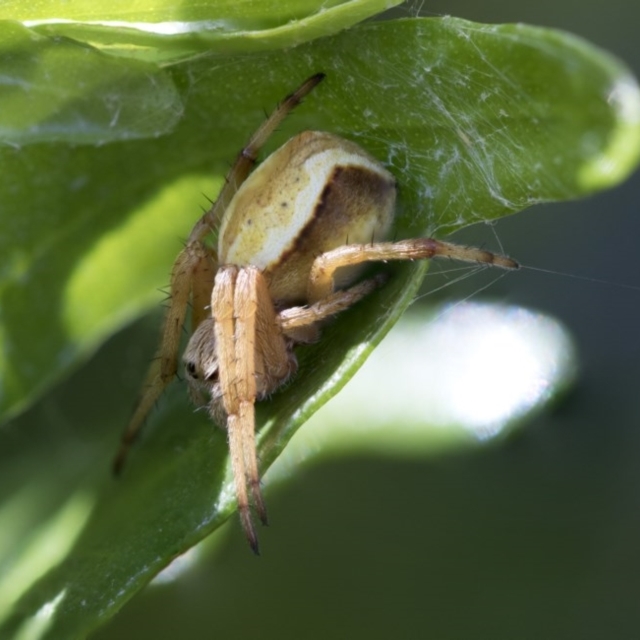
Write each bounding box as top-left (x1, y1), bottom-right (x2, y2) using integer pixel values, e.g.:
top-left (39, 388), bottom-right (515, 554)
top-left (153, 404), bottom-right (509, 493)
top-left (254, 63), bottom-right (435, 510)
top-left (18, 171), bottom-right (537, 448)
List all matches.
top-left (250, 479), bottom-right (269, 527)
top-left (239, 506), bottom-right (261, 555)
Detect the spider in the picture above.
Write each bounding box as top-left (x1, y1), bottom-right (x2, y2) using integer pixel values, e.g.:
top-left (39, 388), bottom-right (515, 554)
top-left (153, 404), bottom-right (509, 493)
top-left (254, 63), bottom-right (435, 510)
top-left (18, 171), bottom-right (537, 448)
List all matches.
top-left (113, 73), bottom-right (519, 553)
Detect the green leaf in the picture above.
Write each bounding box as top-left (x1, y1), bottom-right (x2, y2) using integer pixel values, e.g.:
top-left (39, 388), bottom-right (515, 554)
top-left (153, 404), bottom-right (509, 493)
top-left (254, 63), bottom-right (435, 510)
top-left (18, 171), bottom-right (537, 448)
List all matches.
top-left (5, 0), bottom-right (403, 62)
top-left (0, 22), bottom-right (183, 144)
top-left (1, 13), bottom-right (639, 639)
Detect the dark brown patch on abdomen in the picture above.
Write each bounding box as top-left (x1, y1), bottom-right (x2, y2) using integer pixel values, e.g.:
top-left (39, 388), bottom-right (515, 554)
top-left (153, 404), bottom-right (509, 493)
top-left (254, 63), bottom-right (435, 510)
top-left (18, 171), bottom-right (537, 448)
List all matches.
top-left (266, 164), bottom-right (396, 304)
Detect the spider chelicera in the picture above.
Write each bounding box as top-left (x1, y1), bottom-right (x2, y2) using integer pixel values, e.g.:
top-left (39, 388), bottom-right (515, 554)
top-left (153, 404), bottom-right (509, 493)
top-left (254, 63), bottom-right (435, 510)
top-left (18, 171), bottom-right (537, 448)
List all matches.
top-left (113, 73), bottom-right (518, 553)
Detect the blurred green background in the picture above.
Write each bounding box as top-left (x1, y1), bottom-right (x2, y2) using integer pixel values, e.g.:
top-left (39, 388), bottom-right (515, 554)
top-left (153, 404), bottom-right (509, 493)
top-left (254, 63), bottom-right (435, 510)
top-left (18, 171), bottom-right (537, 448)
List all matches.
top-left (3, 0), bottom-right (640, 638)
top-left (90, 1), bottom-right (640, 639)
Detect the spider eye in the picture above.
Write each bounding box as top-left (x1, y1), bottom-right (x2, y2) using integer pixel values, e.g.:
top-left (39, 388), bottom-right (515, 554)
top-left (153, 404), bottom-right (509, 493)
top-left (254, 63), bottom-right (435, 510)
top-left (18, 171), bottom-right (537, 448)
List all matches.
top-left (185, 361), bottom-right (198, 379)
top-left (204, 370), bottom-right (219, 383)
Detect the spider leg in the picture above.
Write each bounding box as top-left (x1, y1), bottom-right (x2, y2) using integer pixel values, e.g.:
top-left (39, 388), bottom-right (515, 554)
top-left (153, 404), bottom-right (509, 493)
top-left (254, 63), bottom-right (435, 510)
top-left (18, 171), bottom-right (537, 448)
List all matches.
top-left (213, 266), bottom-right (296, 553)
top-left (187, 73), bottom-right (325, 245)
top-left (245, 268), bottom-right (298, 525)
top-left (252, 268), bottom-right (297, 384)
top-left (307, 238), bottom-right (519, 302)
top-left (211, 266), bottom-right (257, 551)
top-left (190, 246), bottom-right (217, 332)
top-left (213, 265), bottom-right (266, 553)
top-left (233, 268), bottom-right (267, 529)
top-left (279, 273), bottom-right (388, 337)
top-left (113, 242), bottom-right (215, 475)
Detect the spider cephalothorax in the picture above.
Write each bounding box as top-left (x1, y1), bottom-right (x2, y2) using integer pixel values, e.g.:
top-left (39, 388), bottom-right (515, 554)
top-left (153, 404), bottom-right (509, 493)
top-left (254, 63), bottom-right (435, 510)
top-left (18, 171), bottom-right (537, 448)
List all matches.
top-left (114, 73), bottom-right (518, 553)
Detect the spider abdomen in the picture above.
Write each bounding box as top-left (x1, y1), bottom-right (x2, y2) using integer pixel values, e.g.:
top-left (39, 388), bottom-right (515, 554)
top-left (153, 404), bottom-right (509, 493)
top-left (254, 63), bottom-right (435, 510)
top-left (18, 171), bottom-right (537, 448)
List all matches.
top-left (218, 131), bottom-right (396, 304)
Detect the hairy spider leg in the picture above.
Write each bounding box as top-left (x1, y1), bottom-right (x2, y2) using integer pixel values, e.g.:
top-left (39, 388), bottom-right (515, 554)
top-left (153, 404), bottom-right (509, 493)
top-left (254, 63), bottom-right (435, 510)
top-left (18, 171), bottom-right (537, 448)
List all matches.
top-left (213, 266), bottom-right (294, 553)
top-left (278, 273), bottom-right (388, 334)
top-left (113, 243), bottom-right (215, 474)
top-left (307, 238), bottom-right (520, 302)
top-left (211, 266), bottom-right (257, 551)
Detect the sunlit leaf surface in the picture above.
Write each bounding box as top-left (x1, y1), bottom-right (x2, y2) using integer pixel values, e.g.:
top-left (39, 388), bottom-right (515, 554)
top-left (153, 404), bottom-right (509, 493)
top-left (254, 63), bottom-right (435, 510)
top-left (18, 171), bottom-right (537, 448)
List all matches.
top-left (3, 0), bottom-right (403, 62)
top-left (275, 303), bottom-right (576, 471)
